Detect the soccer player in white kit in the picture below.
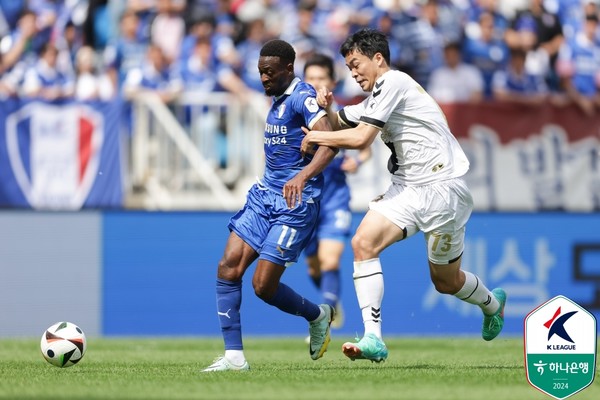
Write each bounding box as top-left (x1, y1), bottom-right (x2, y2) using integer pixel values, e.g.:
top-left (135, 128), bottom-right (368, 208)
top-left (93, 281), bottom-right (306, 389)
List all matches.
top-left (301, 28), bottom-right (507, 362)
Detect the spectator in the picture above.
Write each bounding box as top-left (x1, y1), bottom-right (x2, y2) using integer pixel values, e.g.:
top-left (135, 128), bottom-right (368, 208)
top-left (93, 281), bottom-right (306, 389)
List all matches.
top-left (491, 47), bottom-right (548, 105)
top-left (428, 41), bottom-right (484, 103)
top-left (55, 20), bottom-right (83, 80)
top-left (123, 43), bottom-right (182, 103)
top-left (394, 0), bottom-right (447, 88)
top-left (21, 43), bottom-right (74, 100)
top-left (463, 11), bottom-right (509, 98)
top-left (0, 9), bottom-right (38, 70)
top-left (555, 12), bottom-right (600, 116)
top-left (74, 45), bottom-right (114, 101)
top-left (464, 0), bottom-right (508, 40)
top-left (235, 14), bottom-right (272, 93)
top-left (104, 8), bottom-right (148, 91)
top-left (179, 12), bottom-right (240, 71)
top-left (281, 0), bottom-right (325, 75)
top-left (180, 36), bottom-right (219, 93)
top-left (126, 0), bottom-right (158, 43)
top-left (150, 0), bottom-right (186, 64)
top-left (504, 0), bottom-right (564, 90)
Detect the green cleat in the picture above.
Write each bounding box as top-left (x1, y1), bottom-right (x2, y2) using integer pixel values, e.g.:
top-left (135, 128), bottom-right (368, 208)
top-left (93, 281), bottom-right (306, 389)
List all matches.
top-left (342, 333), bottom-right (388, 363)
top-left (308, 304), bottom-right (334, 360)
top-left (482, 288), bottom-right (507, 341)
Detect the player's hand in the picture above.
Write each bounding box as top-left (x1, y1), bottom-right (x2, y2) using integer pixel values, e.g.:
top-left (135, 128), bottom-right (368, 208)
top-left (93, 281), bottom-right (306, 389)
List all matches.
top-left (341, 155), bottom-right (360, 173)
top-left (283, 175), bottom-right (306, 208)
top-left (316, 86), bottom-right (333, 109)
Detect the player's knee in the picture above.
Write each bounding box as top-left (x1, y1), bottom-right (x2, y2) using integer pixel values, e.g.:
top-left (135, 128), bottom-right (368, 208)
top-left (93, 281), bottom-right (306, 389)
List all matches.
top-left (351, 232), bottom-right (372, 258)
top-left (217, 257), bottom-right (244, 281)
top-left (431, 277), bottom-right (460, 295)
top-left (251, 277), bottom-right (276, 301)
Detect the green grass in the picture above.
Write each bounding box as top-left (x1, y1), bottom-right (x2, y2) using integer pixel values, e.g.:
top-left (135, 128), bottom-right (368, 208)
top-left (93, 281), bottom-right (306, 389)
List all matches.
top-left (0, 337), bottom-right (597, 400)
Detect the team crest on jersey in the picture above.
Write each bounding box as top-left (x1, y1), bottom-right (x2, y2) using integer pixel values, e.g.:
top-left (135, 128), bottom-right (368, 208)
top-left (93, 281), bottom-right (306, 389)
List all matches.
top-left (5, 102), bottom-right (104, 209)
top-left (304, 97), bottom-right (318, 113)
top-left (277, 104), bottom-right (286, 119)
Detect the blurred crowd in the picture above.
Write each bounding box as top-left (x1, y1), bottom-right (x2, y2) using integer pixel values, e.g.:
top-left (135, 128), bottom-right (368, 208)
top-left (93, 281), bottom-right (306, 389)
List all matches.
top-left (0, 0), bottom-right (599, 116)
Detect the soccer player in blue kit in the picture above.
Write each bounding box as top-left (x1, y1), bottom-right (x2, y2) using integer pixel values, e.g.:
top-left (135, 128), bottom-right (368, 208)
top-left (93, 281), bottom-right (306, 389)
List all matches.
top-left (202, 39), bottom-right (338, 372)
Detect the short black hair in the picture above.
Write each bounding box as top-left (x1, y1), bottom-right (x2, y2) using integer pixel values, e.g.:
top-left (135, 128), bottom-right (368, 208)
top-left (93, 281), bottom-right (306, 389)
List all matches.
top-left (443, 41), bottom-right (462, 52)
top-left (303, 53), bottom-right (335, 81)
top-left (340, 28), bottom-right (390, 66)
top-left (260, 39), bottom-right (296, 65)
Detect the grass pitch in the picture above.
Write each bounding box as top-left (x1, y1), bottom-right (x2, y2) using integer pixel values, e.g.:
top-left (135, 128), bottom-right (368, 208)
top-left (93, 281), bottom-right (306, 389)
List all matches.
top-left (0, 337), bottom-right (597, 400)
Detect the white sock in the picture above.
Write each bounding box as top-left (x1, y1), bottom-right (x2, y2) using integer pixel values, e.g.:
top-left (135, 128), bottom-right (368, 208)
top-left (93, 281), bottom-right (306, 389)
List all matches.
top-left (454, 271), bottom-right (499, 315)
top-left (353, 258), bottom-right (384, 339)
top-left (224, 350), bottom-right (246, 366)
top-left (309, 305), bottom-right (326, 323)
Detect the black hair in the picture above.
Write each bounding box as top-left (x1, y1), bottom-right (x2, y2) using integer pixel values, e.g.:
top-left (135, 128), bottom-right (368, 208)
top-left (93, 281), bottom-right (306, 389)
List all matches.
top-left (303, 53), bottom-right (335, 81)
top-left (340, 28), bottom-right (390, 66)
top-left (260, 39), bottom-right (296, 65)
top-left (443, 41), bottom-right (462, 52)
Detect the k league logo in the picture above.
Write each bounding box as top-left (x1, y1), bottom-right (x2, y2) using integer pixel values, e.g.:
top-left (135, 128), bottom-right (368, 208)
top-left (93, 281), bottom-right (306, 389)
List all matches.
top-left (524, 295), bottom-right (597, 400)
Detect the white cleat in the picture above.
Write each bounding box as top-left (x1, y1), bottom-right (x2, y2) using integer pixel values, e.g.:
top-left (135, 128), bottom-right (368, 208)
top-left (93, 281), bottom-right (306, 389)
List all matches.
top-left (201, 356), bottom-right (250, 372)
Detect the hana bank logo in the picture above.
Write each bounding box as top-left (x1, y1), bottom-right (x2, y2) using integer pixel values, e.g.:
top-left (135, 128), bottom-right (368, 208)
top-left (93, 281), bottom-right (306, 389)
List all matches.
top-left (5, 102), bottom-right (104, 210)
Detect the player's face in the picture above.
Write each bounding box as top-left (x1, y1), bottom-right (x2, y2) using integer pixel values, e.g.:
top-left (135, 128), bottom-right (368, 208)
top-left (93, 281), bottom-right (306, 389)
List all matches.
top-left (258, 56), bottom-right (293, 96)
top-left (304, 65), bottom-right (335, 92)
top-left (344, 50), bottom-right (379, 92)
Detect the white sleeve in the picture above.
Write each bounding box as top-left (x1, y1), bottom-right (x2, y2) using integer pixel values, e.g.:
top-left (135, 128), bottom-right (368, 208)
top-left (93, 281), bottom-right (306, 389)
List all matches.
top-left (339, 96), bottom-right (368, 128)
top-left (359, 76), bottom-right (405, 129)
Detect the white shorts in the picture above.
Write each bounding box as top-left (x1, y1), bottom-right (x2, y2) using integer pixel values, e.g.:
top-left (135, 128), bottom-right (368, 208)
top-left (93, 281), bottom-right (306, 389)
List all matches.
top-left (368, 177), bottom-right (473, 264)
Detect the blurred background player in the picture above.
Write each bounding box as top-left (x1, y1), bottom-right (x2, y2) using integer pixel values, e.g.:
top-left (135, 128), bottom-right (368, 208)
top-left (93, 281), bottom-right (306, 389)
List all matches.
top-left (202, 39), bottom-right (337, 372)
top-left (302, 53), bottom-right (371, 331)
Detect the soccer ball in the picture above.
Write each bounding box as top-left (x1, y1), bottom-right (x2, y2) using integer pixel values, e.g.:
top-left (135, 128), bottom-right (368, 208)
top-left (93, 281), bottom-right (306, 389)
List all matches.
top-left (40, 321), bottom-right (87, 368)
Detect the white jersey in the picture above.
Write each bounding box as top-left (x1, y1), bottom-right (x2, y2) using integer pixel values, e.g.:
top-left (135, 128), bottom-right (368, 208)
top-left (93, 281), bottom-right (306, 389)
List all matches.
top-left (339, 70), bottom-right (470, 186)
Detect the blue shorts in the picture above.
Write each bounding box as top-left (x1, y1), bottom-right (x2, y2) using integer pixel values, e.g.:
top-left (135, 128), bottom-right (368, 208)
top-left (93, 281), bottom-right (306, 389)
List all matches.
top-left (229, 184), bottom-right (320, 266)
top-left (304, 197), bottom-right (352, 257)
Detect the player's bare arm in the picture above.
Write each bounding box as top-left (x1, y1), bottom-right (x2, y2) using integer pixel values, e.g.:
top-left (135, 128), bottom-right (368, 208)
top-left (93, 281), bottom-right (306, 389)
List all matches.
top-left (283, 116), bottom-right (337, 208)
top-left (300, 122), bottom-right (378, 153)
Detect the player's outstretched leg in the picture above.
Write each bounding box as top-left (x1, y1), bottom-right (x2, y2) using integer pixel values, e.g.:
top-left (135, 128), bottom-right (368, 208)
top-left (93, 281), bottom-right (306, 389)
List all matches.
top-left (202, 356), bottom-right (250, 372)
top-left (342, 333), bottom-right (388, 363)
top-left (308, 304), bottom-right (334, 360)
top-left (482, 288), bottom-right (507, 341)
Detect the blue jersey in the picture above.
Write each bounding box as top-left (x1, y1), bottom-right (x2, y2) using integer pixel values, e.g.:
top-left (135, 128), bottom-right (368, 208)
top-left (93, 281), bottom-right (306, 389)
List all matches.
top-left (558, 33), bottom-right (600, 97)
top-left (303, 150), bottom-right (352, 256)
top-left (321, 151), bottom-right (350, 206)
top-left (262, 77), bottom-right (327, 201)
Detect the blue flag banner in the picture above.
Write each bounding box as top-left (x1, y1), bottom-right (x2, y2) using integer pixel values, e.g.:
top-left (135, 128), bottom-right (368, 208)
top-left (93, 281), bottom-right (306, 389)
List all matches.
top-left (0, 98), bottom-right (123, 209)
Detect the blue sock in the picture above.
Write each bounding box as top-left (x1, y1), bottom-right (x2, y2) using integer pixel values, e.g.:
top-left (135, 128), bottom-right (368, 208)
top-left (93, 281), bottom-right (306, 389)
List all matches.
top-left (216, 278), bottom-right (243, 350)
top-left (263, 282), bottom-right (321, 321)
top-left (320, 270), bottom-right (340, 309)
top-left (310, 275), bottom-right (321, 289)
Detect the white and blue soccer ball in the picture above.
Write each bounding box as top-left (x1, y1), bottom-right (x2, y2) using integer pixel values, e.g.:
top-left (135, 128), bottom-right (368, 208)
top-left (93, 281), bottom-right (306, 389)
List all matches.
top-left (40, 321), bottom-right (87, 368)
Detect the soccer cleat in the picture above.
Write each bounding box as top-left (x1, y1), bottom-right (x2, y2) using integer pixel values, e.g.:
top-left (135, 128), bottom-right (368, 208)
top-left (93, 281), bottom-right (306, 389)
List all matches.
top-left (308, 304), bottom-right (334, 360)
top-left (201, 356), bottom-right (250, 372)
top-left (331, 301), bottom-right (345, 329)
top-left (342, 333), bottom-right (388, 363)
top-left (482, 288), bottom-right (507, 341)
